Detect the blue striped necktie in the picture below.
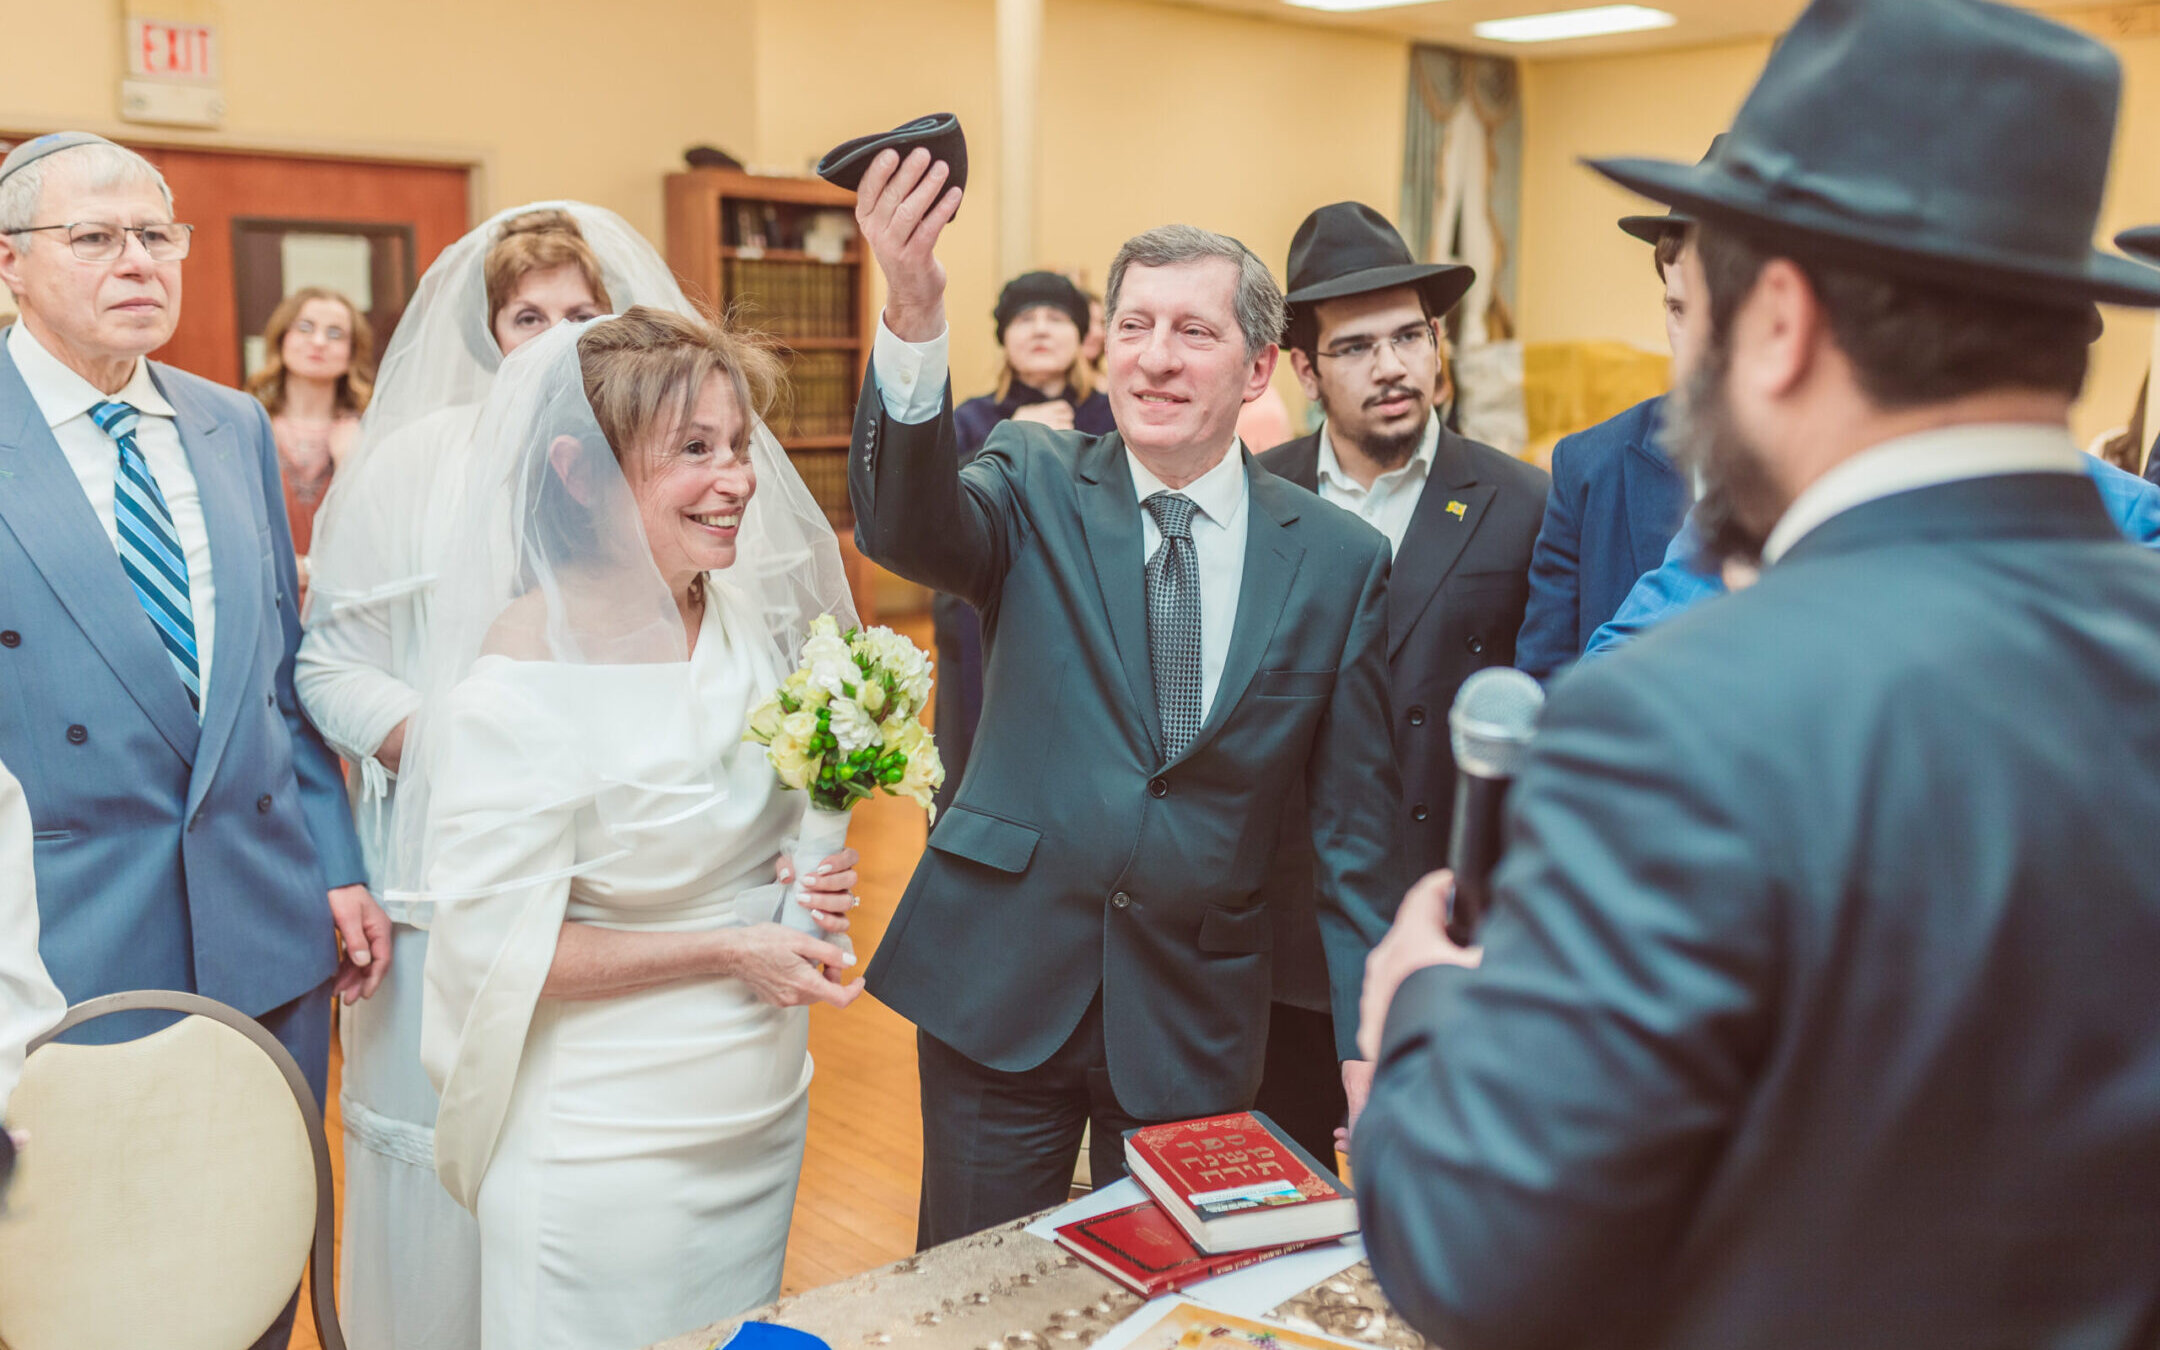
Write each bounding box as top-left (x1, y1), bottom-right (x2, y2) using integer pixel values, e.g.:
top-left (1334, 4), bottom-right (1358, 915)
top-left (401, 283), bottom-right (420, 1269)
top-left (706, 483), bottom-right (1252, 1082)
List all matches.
top-left (89, 400), bottom-right (201, 713)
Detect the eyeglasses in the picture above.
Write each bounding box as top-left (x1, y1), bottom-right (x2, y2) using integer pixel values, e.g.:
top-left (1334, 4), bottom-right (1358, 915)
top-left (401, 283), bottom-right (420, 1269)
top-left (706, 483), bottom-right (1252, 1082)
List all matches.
top-left (1316, 326), bottom-right (1436, 368)
top-left (3, 221), bottom-right (194, 262)
top-left (291, 319), bottom-right (350, 343)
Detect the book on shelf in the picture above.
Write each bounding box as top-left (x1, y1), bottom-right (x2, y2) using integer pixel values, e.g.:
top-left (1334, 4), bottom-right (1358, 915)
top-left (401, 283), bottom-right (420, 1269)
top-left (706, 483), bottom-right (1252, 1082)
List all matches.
top-left (1123, 1111), bottom-right (1356, 1254)
top-left (1052, 1199), bottom-right (1332, 1297)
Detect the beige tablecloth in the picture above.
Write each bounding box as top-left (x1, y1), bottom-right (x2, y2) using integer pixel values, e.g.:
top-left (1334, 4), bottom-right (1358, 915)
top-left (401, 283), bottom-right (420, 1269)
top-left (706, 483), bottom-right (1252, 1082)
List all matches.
top-left (646, 1215), bottom-right (1430, 1350)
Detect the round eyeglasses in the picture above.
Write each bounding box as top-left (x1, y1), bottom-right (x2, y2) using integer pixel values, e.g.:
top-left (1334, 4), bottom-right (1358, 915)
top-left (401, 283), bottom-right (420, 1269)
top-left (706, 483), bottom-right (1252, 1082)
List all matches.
top-left (3, 221), bottom-right (194, 262)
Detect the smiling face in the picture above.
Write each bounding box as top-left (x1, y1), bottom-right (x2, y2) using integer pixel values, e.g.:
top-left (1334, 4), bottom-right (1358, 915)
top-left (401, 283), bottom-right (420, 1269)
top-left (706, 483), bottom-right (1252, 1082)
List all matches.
top-left (1107, 257), bottom-right (1274, 469)
top-left (1003, 304), bottom-right (1081, 390)
top-left (280, 295), bottom-right (356, 382)
top-left (621, 372), bottom-right (757, 590)
top-left (492, 263), bottom-right (605, 355)
top-left (0, 160), bottom-right (181, 376)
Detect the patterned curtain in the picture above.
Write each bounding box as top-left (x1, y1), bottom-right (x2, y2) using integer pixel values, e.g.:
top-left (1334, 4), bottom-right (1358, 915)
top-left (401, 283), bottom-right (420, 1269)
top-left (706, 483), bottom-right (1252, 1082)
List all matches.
top-left (1401, 45), bottom-right (1526, 454)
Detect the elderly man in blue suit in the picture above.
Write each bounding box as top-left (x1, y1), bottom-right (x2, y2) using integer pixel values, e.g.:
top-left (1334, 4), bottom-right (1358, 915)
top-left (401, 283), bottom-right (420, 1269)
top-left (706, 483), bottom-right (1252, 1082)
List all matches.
top-left (0, 134), bottom-right (387, 1115)
top-left (1512, 172), bottom-right (1706, 681)
top-left (1353, 2), bottom-right (2160, 1347)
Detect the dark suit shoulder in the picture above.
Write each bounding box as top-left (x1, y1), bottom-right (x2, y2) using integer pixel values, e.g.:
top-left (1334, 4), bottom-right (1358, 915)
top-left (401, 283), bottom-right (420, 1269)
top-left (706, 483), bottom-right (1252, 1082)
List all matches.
top-left (1257, 466), bottom-right (1389, 565)
top-left (1454, 434), bottom-right (1551, 498)
top-left (1256, 432), bottom-right (1321, 487)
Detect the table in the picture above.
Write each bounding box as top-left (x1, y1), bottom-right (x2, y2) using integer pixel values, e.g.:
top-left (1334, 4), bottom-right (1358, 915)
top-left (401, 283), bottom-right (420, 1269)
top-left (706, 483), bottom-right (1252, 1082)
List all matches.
top-left (646, 1214), bottom-right (1431, 1350)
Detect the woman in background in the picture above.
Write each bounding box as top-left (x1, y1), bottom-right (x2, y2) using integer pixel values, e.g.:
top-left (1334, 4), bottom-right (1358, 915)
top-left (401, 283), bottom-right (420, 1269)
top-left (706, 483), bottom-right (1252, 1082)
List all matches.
top-left (936, 271), bottom-right (1112, 813)
top-left (246, 286), bottom-right (372, 585)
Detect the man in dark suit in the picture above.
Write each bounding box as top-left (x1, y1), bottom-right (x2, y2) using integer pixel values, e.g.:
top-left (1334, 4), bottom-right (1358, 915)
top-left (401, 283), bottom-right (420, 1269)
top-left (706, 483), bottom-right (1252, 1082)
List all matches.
top-left (1353, 3), bottom-right (2160, 1348)
top-left (1252, 203), bottom-right (1545, 1167)
top-left (1513, 184), bottom-right (1705, 681)
top-left (847, 151), bottom-right (1403, 1245)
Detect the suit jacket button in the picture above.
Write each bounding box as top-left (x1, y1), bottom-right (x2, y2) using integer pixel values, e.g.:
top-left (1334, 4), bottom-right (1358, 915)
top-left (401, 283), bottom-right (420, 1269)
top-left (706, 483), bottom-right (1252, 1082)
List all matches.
top-left (1407, 705), bottom-right (1426, 727)
top-left (257, 793), bottom-right (274, 813)
top-left (1411, 803), bottom-right (1429, 822)
top-left (1148, 778), bottom-right (1168, 799)
top-left (0, 630), bottom-right (19, 648)
top-left (65, 724), bottom-right (87, 745)
top-left (1466, 635), bottom-right (1486, 655)
top-left (1111, 891), bottom-right (1131, 909)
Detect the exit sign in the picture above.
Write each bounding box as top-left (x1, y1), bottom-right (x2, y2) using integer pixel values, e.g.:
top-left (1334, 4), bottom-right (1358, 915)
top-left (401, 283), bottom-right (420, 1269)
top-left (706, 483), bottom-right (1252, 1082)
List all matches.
top-left (128, 19), bottom-right (218, 82)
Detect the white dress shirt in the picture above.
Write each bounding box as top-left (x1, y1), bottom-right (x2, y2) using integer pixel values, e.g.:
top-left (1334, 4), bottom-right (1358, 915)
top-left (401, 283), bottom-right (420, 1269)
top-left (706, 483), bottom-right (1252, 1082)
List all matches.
top-left (8, 321), bottom-right (217, 706)
top-left (1315, 413), bottom-right (1438, 557)
top-left (1762, 423), bottom-right (2086, 565)
top-left (874, 317), bottom-right (1249, 721)
top-left (0, 756), bottom-right (66, 1116)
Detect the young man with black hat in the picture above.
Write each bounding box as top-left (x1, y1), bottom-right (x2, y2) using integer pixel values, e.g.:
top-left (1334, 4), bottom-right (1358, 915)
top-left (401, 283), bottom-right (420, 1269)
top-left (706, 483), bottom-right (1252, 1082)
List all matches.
top-left (1513, 163), bottom-right (1707, 682)
top-left (1251, 202), bottom-right (1546, 1167)
top-left (1352, 1), bottom-right (2160, 1347)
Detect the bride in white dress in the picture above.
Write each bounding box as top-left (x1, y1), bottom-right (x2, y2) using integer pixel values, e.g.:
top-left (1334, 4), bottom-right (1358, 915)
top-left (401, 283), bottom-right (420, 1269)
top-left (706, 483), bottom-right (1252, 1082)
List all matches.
top-left (400, 309), bottom-right (865, 1349)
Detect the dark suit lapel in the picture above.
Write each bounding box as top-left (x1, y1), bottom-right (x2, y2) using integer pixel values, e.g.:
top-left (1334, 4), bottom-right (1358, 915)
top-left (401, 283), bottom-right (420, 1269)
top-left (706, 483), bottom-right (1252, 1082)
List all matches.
top-left (158, 368), bottom-right (258, 811)
top-left (1178, 457), bottom-right (1304, 765)
top-left (1075, 433), bottom-right (1163, 759)
top-left (0, 347), bottom-right (198, 763)
top-left (1387, 432), bottom-right (1494, 659)
top-left (1623, 415), bottom-right (1680, 577)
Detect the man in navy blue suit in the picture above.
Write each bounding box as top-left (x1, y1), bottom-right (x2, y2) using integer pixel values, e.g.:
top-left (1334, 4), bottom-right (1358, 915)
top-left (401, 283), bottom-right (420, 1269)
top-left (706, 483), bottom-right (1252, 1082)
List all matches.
top-left (1354, 3), bottom-right (2160, 1347)
top-left (1513, 172), bottom-right (1705, 681)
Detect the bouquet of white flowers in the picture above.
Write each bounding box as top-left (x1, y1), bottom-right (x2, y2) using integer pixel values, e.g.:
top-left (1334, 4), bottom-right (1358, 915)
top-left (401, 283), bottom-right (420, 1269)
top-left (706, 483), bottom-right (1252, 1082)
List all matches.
top-left (745, 615), bottom-right (944, 943)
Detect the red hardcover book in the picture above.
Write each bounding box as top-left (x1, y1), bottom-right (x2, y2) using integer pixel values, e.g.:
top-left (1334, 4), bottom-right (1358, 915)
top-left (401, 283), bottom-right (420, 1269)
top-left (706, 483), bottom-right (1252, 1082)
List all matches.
top-left (1123, 1111), bottom-right (1356, 1253)
top-left (1053, 1200), bottom-right (1331, 1297)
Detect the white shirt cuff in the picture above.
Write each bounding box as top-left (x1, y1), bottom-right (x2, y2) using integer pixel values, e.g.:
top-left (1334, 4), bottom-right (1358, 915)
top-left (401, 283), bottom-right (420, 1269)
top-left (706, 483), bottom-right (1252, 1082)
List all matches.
top-left (872, 315), bottom-right (951, 426)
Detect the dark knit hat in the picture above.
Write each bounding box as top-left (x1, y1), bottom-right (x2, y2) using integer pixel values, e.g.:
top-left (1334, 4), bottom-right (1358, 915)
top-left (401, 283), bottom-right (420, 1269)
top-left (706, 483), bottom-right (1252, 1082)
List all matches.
top-left (994, 271), bottom-right (1090, 342)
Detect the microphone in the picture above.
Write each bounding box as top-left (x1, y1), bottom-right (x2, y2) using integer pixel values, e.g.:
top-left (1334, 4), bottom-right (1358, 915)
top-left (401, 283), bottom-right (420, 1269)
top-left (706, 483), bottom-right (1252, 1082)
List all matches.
top-left (1444, 667), bottom-right (1545, 944)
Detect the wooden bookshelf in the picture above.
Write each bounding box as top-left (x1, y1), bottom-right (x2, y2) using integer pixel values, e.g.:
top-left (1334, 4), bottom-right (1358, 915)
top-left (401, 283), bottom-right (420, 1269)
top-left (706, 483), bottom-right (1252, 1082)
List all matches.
top-left (666, 170), bottom-right (874, 524)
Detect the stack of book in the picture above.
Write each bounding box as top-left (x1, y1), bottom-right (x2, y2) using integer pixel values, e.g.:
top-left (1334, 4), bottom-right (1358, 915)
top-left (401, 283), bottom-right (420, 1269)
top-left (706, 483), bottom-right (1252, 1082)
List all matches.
top-left (725, 258), bottom-right (857, 340)
top-left (1054, 1111), bottom-right (1357, 1297)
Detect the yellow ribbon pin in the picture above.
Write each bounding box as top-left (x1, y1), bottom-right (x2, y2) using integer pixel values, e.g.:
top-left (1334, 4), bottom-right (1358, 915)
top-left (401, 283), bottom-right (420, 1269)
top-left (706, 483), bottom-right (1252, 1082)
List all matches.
top-left (1447, 499), bottom-right (1468, 519)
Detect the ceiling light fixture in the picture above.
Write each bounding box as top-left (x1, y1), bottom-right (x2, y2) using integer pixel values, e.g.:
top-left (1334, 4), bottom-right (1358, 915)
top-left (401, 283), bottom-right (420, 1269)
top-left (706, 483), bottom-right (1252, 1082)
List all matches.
top-left (1473, 5), bottom-right (1677, 42)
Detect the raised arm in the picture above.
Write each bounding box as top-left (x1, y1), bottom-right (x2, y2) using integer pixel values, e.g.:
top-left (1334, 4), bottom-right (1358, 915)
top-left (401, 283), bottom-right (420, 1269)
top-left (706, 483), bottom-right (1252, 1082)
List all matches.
top-left (847, 149), bottom-right (1016, 606)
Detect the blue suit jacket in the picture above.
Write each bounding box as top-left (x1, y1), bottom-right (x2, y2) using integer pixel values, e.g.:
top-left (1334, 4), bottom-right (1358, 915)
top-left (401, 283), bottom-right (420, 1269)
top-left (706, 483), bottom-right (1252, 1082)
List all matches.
top-left (1515, 396), bottom-right (1687, 680)
top-left (1358, 472), bottom-right (2160, 1349)
top-left (0, 338), bottom-right (363, 1021)
top-left (1584, 453), bottom-right (2160, 658)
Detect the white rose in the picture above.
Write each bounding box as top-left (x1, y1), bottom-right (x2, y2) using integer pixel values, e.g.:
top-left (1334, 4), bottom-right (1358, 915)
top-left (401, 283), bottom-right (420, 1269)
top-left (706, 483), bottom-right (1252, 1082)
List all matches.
top-left (829, 698), bottom-right (878, 756)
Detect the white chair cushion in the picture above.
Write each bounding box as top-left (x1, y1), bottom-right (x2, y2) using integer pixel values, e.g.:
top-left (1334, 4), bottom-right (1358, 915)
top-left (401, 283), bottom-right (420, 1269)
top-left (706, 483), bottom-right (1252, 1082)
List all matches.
top-left (0, 1014), bottom-right (318, 1350)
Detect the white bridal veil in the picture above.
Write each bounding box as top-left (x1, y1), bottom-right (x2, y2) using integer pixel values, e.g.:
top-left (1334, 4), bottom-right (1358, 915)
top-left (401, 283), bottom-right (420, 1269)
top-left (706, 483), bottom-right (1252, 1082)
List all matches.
top-left (381, 317), bottom-right (856, 916)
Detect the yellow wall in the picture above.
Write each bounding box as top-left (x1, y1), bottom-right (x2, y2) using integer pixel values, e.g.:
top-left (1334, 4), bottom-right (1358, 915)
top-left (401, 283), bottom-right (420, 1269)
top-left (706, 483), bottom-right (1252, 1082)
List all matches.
top-left (753, 0), bottom-right (1405, 415)
top-left (1516, 21), bottom-right (2160, 447)
top-left (0, 0), bottom-right (759, 245)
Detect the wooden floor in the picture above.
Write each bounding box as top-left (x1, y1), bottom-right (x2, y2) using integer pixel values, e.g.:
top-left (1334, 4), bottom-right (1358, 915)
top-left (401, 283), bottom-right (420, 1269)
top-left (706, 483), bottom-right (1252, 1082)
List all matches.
top-left (292, 614), bottom-right (935, 1348)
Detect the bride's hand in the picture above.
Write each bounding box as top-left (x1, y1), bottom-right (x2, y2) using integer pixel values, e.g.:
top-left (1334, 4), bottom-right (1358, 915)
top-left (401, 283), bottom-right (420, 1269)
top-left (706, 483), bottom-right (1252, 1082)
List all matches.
top-left (723, 924), bottom-right (865, 1009)
top-left (777, 847), bottom-right (860, 936)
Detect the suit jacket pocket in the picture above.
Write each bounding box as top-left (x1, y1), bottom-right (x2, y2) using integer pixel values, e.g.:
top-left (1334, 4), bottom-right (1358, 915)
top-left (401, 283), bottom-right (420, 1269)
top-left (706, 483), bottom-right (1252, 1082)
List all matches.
top-left (1198, 903), bottom-right (1273, 954)
top-left (1257, 669), bottom-right (1335, 699)
top-left (927, 806), bottom-right (1041, 874)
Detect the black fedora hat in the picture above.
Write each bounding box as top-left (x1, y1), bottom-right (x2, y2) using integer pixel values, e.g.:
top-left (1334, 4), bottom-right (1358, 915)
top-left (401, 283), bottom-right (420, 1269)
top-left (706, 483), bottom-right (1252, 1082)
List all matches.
top-left (816, 113), bottom-right (967, 210)
top-left (1617, 137), bottom-right (1721, 247)
top-left (1284, 202), bottom-right (1475, 320)
top-left (2117, 226), bottom-right (2160, 267)
top-left (1592, 0), bottom-right (2160, 309)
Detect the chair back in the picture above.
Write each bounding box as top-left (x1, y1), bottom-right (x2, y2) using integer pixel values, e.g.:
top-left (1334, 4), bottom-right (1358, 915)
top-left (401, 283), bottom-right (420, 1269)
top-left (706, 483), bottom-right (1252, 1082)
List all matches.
top-left (0, 990), bottom-right (343, 1350)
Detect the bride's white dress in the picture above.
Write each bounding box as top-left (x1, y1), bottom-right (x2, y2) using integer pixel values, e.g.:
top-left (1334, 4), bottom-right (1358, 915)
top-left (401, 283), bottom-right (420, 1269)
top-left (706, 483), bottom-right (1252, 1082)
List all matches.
top-left (420, 579), bottom-right (811, 1350)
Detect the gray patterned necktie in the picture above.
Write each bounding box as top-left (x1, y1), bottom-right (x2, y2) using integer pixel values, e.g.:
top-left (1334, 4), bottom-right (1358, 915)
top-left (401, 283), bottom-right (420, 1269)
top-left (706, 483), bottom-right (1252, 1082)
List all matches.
top-left (1143, 491), bottom-right (1203, 758)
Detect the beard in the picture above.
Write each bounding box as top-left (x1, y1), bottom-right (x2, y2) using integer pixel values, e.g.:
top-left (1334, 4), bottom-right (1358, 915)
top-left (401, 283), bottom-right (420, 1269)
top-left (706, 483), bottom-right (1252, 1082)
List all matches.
top-left (1324, 383), bottom-right (1429, 471)
top-left (1664, 329), bottom-right (1788, 567)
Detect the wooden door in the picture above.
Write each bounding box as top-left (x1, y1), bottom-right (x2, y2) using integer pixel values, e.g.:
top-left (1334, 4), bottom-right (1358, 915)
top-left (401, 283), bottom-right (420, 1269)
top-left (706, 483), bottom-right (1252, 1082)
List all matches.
top-left (110, 145), bottom-right (471, 387)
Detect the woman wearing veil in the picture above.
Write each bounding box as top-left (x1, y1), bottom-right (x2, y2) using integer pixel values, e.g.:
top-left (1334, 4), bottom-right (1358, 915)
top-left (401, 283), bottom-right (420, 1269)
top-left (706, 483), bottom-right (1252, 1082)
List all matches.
top-left (406, 309), bottom-right (860, 1347)
top-left (297, 206), bottom-right (857, 1348)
